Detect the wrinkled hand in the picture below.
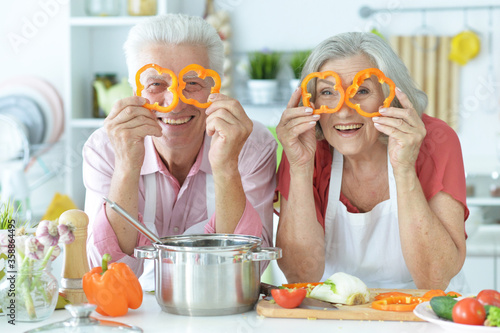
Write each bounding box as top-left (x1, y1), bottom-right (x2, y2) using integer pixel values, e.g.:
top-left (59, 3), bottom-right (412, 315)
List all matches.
top-left (104, 96), bottom-right (162, 173)
top-left (372, 88), bottom-right (426, 174)
top-left (276, 88), bottom-right (319, 170)
top-left (205, 94), bottom-right (253, 172)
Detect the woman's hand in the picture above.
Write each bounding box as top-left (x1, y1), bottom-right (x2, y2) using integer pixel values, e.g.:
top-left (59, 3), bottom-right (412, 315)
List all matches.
top-left (276, 88), bottom-right (320, 170)
top-left (104, 96), bottom-right (162, 174)
top-left (372, 88), bottom-right (426, 175)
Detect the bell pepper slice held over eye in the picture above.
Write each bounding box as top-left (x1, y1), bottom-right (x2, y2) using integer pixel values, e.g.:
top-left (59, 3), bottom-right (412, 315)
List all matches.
top-left (178, 64), bottom-right (222, 108)
top-left (135, 63), bottom-right (179, 113)
top-left (301, 71), bottom-right (345, 114)
top-left (344, 67), bottom-right (396, 118)
top-left (82, 254), bottom-right (143, 317)
top-left (372, 296), bottom-right (426, 312)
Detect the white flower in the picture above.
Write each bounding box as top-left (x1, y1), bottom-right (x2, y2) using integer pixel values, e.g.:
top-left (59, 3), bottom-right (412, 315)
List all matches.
top-left (44, 244), bottom-right (61, 261)
top-left (25, 236), bottom-right (44, 260)
top-left (57, 222), bottom-right (75, 245)
top-left (36, 220), bottom-right (59, 246)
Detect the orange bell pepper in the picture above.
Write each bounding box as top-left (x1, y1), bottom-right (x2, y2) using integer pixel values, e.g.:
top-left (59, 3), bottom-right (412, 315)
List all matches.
top-left (83, 254), bottom-right (143, 317)
top-left (345, 67), bottom-right (396, 118)
top-left (135, 63), bottom-right (179, 113)
top-left (301, 71), bottom-right (344, 114)
top-left (374, 291), bottom-right (413, 301)
top-left (422, 289), bottom-right (447, 301)
top-left (372, 296), bottom-right (426, 312)
top-left (178, 64), bottom-right (221, 108)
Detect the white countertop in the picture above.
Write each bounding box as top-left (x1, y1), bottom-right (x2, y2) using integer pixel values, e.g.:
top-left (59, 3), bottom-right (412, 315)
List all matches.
top-left (466, 224), bottom-right (500, 256)
top-left (3, 293), bottom-right (450, 333)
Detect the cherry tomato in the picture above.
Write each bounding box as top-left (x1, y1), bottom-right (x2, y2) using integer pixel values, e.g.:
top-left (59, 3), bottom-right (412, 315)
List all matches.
top-left (452, 298), bottom-right (486, 325)
top-left (476, 289), bottom-right (500, 307)
top-left (271, 288), bottom-right (307, 309)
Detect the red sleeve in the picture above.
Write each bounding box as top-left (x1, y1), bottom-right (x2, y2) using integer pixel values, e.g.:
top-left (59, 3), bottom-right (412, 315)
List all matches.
top-left (416, 114), bottom-right (469, 221)
top-left (275, 140), bottom-right (333, 228)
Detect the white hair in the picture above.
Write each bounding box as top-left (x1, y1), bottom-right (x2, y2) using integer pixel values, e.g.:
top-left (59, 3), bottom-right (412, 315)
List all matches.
top-left (123, 14), bottom-right (224, 89)
top-left (302, 32), bottom-right (428, 116)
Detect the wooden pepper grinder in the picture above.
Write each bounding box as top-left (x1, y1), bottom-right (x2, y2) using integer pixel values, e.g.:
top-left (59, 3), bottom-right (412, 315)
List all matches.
top-left (58, 209), bottom-right (90, 304)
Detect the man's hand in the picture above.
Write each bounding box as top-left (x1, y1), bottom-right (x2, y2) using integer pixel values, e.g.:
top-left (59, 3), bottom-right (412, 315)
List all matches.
top-left (104, 96), bottom-right (162, 173)
top-left (205, 94), bottom-right (253, 173)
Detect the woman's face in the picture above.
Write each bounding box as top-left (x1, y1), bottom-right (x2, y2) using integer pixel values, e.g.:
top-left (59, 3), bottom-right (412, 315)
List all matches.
top-left (315, 54), bottom-right (386, 157)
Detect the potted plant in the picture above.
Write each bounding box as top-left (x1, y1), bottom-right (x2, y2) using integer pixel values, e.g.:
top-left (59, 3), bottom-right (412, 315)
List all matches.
top-left (289, 50), bottom-right (311, 92)
top-left (247, 50), bottom-right (281, 104)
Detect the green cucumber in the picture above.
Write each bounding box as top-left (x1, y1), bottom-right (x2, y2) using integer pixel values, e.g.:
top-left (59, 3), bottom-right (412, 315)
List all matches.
top-left (430, 296), bottom-right (458, 321)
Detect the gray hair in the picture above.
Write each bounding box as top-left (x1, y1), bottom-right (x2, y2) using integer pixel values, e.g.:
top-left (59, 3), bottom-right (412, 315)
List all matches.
top-left (302, 32), bottom-right (428, 116)
top-left (123, 14), bottom-right (224, 89)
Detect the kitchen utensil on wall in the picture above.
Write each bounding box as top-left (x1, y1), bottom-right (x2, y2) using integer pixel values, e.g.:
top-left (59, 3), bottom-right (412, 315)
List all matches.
top-left (449, 8), bottom-right (481, 66)
top-left (135, 234), bottom-right (281, 316)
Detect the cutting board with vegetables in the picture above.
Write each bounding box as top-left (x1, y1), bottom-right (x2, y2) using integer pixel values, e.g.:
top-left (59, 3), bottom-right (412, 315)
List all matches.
top-left (256, 288), bottom-right (428, 321)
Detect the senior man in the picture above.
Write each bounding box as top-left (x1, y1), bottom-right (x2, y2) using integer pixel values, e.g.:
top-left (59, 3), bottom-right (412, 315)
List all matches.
top-left (83, 14), bottom-right (277, 290)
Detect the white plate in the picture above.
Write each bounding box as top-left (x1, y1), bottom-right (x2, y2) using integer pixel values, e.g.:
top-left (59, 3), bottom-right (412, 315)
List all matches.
top-left (414, 301), bottom-right (500, 332)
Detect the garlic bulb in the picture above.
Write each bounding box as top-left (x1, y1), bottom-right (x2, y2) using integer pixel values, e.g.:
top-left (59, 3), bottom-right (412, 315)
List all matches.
top-left (309, 272), bottom-right (370, 305)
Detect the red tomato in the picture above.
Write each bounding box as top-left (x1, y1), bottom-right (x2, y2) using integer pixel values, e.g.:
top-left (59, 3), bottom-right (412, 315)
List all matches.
top-left (452, 298), bottom-right (486, 325)
top-left (476, 289), bottom-right (500, 307)
top-left (271, 288), bottom-right (307, 309)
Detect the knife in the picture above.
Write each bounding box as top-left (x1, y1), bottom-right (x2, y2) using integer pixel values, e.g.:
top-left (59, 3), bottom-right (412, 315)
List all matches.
top-left (260, 282), bottom-right (338, 310)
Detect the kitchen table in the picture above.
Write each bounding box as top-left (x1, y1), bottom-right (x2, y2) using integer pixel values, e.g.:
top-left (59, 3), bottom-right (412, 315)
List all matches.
top-left (2, 293), bottom-right (450, 333)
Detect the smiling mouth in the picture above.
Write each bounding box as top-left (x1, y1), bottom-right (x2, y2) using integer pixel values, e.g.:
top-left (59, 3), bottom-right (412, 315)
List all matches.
top-left (161, 116), bottom-right (193, 125)
top-left (334, 124), bottom-right (363, 131)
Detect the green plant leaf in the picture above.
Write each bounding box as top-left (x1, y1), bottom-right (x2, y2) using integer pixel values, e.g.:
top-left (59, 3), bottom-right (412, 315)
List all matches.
top-left (248, 51), bottom-right (282, 80)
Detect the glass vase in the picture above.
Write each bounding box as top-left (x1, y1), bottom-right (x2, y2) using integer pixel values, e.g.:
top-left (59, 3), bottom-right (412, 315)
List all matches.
top-left (1, 260), bottom-right (58, 322)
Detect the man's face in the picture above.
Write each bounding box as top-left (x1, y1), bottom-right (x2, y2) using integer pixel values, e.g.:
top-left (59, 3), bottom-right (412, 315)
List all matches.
top-left (136, 43), bottom-right (211, 153)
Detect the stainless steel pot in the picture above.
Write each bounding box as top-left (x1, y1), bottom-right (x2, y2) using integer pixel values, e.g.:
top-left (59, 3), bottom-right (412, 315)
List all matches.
top-left (134, 234), bottom-right (281, 316)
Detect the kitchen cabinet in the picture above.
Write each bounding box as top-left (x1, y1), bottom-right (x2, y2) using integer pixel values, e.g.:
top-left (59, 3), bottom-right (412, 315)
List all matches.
top-left (64, 1), bottom-right (171, 208)
top-left (462, 224), bottom-right (500, 294)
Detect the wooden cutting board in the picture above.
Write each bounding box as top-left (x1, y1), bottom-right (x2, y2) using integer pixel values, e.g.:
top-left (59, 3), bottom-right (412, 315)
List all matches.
top-left (256, 288), bottom-right (428, 321)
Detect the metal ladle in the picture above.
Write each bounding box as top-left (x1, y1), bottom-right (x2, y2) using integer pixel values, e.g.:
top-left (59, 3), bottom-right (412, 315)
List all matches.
top-left (104, 197), bottom-right (161, 244)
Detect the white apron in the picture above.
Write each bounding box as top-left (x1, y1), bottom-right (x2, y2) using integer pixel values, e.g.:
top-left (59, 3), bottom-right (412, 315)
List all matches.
top-left (138, 172), bottom-right (215, 291)
top-left (322, 149), bottom-right (468, 292)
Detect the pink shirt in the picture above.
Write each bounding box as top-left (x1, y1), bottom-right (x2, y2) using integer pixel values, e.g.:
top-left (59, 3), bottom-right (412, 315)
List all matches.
top-left (84, 121), bottom-right (277, 276)
top-left (276, 114), bottom-right (469, 228)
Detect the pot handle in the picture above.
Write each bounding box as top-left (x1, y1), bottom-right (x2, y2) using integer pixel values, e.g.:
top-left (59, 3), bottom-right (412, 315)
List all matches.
top-left (246, 247), bottom-right (282, 261)
top-left (134, 245), bottom-right (158, 259)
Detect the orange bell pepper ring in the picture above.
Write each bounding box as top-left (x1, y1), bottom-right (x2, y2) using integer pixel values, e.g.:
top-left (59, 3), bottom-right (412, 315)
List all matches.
top-left (374, 291), bottom-right (413, 301)
top-left (345, 67), bottom-right (396, 118)
top-left (135, 63), bottom-right (179, 113)
top-left (83, 254), bottom-right (143, 317)
top-left (301, 71), bottom-right (344, 114)
top-left (372, 296), bottom-right (426, 312)
top-left (178, 64), bottom-right (221, 108)
top-left (421, 289), bottom-right (447, 301)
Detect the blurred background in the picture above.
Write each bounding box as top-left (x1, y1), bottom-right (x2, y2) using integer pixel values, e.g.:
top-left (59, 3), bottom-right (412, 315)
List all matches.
top-left (0, 0), bottom-right (499, 292)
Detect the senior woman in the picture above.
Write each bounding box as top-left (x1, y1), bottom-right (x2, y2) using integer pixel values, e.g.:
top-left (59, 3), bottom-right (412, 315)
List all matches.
top-left (275, 32), bottom-right (469, 291)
